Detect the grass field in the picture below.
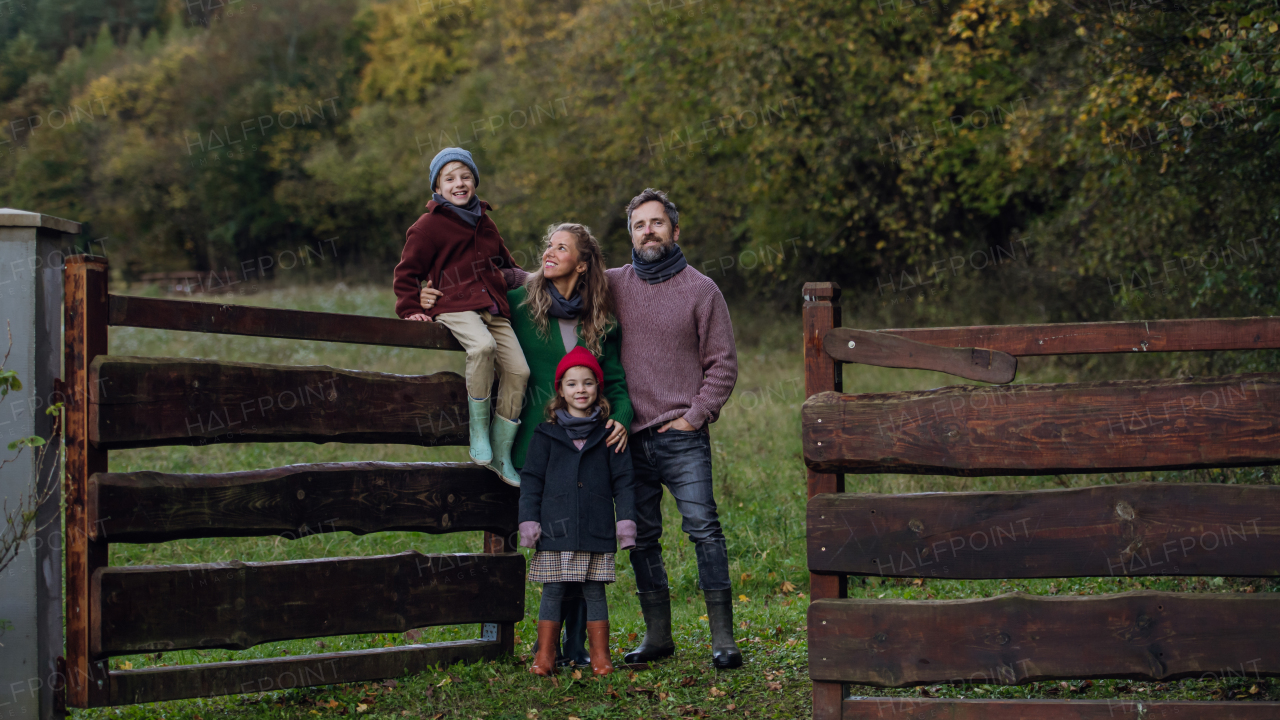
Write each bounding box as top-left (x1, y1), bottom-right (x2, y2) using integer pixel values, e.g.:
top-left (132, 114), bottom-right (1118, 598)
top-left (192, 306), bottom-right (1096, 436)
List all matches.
top-left (73, 283), bottom-right (1278, 720)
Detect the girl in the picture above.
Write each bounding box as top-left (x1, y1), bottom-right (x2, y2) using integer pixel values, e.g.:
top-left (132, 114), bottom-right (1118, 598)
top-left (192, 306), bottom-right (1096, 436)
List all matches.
top-left (517, 346), bottom-right (636, 676)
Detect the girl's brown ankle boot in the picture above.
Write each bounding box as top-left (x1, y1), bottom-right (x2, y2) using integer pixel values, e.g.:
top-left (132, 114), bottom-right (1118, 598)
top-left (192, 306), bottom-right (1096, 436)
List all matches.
top-left (586, 620), bottom-right (614, 676)
top-left (530, 621), bottom-right (561, 676)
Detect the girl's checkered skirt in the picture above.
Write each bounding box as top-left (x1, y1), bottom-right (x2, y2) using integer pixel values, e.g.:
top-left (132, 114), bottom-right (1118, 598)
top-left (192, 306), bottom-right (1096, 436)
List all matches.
top-left (528, 550), bottom-right (616, 583)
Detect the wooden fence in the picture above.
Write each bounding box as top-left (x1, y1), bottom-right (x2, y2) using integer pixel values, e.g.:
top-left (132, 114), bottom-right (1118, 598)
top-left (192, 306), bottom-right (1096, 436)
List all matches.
top-left (62, 256), bottom-right (523, 708)
top-left (802, 281), bottom-right (1280, 720)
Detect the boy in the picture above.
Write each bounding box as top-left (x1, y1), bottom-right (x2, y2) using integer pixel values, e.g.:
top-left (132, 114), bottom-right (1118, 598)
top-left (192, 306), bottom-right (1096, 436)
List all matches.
top-left (394, 147), bottom-right (529, 485)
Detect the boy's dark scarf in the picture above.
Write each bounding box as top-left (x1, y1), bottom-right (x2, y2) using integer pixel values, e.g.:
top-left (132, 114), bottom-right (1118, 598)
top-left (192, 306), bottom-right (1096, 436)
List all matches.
top-left (631, 243), bottom-right (688, 284)
top-left (433, 193), bottom-right (482, 227)
top-left (547, 283), bottom-right (584, 319)
top-left (554, 408), bottom-right (602, 440)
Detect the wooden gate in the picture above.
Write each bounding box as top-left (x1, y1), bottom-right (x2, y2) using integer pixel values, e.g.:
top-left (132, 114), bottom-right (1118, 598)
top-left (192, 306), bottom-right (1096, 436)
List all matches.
top-left (802, 281), bottom-right (1280, 719)
top-left (61, 256), bottom-right (523, 708)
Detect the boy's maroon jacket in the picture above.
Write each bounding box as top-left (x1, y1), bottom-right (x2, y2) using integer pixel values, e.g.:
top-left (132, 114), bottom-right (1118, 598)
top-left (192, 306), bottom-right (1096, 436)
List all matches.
top-left (393, 199), bottom-right (519, 319)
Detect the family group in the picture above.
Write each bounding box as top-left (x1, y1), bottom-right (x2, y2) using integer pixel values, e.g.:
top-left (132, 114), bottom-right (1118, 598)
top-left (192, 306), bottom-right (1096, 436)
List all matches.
top-left (392, 148), bottom-right (744, 676)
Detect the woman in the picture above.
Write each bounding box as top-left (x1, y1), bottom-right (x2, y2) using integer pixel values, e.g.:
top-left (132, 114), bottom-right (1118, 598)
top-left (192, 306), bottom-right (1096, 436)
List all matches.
top-left (422, 222), bottom-right (632, 667)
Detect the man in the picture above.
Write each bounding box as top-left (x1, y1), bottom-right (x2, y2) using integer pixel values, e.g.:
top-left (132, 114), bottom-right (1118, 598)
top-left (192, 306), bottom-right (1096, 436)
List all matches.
top-left (421, 188), bottom-right (742, 668)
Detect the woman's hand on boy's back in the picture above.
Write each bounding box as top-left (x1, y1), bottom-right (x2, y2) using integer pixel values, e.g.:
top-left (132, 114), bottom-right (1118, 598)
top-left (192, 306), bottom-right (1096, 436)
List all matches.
top-left (419, 280), bottom-right (442, 314)
top-left (605, 419), bottom-right (629, 453)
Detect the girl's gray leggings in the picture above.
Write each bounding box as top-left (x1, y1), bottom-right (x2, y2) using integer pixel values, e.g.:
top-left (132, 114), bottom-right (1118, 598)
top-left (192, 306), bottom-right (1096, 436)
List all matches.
top-left (538, 581), bottom-right (608, 622)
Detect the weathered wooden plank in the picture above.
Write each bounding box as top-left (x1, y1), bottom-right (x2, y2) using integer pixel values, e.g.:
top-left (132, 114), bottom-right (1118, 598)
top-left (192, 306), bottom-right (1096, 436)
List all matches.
top-left (843, 698), bottom-right (1280, 719)
top-left (103, 640), bottom-right (500, 706)
top-left (824, 328), bottom-right (1017, 384)
top-left (108, 294), bottom-right (464, 351)
top-left (89, 462), bottom-right (518, 543)
top-left (804, 283), bottom-right (848, 720)
top-left (878, 317), bottom-right (1280, 357)
top-left (809, 592), bottom-right (1280, 686)
top-left (64, 256), bottom-right (111, 708)
top-left (91, 552), bottom-right (524, 657)
top-left (808, 484), bottom-right (1280, 578)
top-left (89, 356), bottom-right (468, 449)
top-left (803, 374), bottom-right (1280, 476)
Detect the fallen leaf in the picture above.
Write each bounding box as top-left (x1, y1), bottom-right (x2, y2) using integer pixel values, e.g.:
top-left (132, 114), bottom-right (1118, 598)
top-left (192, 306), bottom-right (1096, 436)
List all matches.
top-left (699, 615), bottom-right (709, 621)
top-left (738, 594), bottom-right (750, 602)
top-left (728, 704), bottom-right (736, 710)
top-left (739, 620), bottom-right (749, 629)
top-left (120, 661), bottom-right (133, 670)
top-left (740, 573), bottom-right (752, 582)
top-left (680, 676), bottom-right (697, 687)
top-left (381, 679), bottom-right (398, 689)
top-left (436, 677), bottom-right (451, 687)
top-left (779, 581), bottom-right (796, 593)
top-left (403, 629), bottom-right (423, 642)
top-left (355, 704), bottom-right (369, 713)
top-left (766, 682), bottom-right (783, 691)
top-left (710, 686), bottom-right (727, 697)
top-left (315, 641), bottom-right (326, 649)
top-left (572, 669), bottom-right (583, 679)
top-left (628, 632), bottom-right (638, 641)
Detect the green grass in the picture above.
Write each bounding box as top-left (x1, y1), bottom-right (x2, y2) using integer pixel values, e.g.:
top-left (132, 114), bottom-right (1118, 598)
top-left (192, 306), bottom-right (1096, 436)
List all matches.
top-left (74, 283), bottom-right (1277, 720)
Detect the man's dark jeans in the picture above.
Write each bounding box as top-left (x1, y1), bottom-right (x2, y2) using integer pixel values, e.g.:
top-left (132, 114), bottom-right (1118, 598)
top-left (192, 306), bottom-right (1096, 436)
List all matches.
top-left (628, 425), bottom-right (731, 593)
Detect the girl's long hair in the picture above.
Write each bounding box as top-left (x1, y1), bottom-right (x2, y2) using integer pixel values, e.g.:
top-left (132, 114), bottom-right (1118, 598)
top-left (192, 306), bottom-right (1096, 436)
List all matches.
top-left (545, 390), bottom-right (612, 423)
top-left (521, 223), bottom-right (614, 357)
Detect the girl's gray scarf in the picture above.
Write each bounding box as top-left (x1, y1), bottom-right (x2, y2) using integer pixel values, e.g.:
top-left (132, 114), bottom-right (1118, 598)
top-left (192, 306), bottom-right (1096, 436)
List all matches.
top-left (554, 408), bottom-right (602, 440)
top-left (631, 243), bottom-right (688, 284)
top-left (433, 193), bottom-right (482, 227)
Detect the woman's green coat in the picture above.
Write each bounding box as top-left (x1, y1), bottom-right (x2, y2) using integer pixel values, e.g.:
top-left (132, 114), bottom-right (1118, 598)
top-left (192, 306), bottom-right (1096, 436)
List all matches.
top-left (507, 285), bottom-right (633, 469)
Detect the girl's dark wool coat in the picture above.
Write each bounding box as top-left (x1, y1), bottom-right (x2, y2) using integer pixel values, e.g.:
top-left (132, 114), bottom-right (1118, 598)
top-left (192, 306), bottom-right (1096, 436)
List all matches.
top-left (518, 421), bottom-right (636, 554)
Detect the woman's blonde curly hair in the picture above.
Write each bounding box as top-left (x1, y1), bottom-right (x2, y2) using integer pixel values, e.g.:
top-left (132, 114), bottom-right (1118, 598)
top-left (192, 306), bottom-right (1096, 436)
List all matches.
top-left (521, 223), bottom-right (615, 357)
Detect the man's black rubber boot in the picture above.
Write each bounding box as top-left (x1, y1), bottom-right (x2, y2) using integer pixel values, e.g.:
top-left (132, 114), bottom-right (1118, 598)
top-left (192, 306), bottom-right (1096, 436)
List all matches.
top-left (560, 595), bottom-right (591, 667)
top-left (704, 589), bottom-right (743, 669)
top-left (623, 588), bottom-right (676, 664)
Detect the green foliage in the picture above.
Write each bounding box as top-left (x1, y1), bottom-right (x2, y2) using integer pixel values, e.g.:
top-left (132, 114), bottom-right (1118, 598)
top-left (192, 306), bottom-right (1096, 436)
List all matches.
top-left (1, 0), bottom-right (1276, 323)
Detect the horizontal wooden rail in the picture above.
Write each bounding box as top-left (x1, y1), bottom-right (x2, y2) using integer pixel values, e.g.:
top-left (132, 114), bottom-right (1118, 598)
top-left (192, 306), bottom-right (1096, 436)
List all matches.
top-left (108, 294), bottom-right (464, 351)
top-left (875, 317), bottom-right (1280, 357)
top-left (802, 374), bottom-right (1280, 476)
top-left (90, 356), bottom-right (468, 449)
top-left (808, 591), bottom-right (1280, 686)
top-left (91, 552), bottom-right (524, 657)
top-left (89, 462), bottom-right (518, 543)
top-left (824, 328), bottom-right (1017, 384)
top-left (808, 483), bottom-right (1280, 578)
top-left (102, 640), bottom-right (499, 706)
top-left (841, 698), bottom-right (1279, 719)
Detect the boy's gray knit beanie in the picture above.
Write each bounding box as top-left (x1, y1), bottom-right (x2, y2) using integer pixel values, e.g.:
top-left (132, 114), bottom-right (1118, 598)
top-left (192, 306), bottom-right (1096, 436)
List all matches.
top-left (430, 148), bottom-right (480, 190)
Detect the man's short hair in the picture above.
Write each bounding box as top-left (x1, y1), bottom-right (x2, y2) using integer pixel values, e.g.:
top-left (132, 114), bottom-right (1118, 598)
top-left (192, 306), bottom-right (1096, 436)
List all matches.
top-left (626, 188), bottom-right (679, 229)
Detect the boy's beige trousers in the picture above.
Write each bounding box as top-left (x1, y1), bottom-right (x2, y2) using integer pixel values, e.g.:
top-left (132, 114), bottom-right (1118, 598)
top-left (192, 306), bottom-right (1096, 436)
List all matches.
top-left (434, 310), bottom-right (530, 420)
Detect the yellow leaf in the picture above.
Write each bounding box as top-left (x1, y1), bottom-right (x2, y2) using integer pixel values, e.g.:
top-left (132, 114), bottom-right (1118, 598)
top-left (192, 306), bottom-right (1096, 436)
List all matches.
top-left (571, 669), bottom-right (582, 679)
top-left (738, 594), bottom-right (750, 602)
top-left (120, 661), bottom-right (133, 670)
top-left (780, 581), bottom-right (796, 593)
top-left (356, 704), bottom-right (369, 713)
top-left (1270, 22), bottom-right (1278, 33)
top-left (699, 615), bottom-right (709, 621)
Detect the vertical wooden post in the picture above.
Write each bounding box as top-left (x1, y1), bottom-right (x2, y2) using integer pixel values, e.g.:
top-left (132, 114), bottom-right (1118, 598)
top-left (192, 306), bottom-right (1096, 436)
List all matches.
top-left (482, 531), bottom-right (517, 655)
top-left (803, 282), bottom-right (845, 720)
top-left (63, 256), bottom-right (109, 708)
top-left (0, 209), bottom-right (80, 720)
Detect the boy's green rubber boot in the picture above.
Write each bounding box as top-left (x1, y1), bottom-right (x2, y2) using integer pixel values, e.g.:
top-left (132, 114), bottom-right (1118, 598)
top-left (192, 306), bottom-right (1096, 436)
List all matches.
top-left (467, 396), bottom-right (493, 465)
top-left (489, 414), bottom-right (522, 486)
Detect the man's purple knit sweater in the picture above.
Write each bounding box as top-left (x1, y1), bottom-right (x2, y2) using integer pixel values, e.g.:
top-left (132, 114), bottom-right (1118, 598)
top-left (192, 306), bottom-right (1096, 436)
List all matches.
top-left (504, 264), bottom-right (738, 432)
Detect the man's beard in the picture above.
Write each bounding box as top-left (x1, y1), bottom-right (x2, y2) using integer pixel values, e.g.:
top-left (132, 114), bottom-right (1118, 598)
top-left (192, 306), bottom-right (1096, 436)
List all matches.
top-left (635, 234), bottom-right (671, 262)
